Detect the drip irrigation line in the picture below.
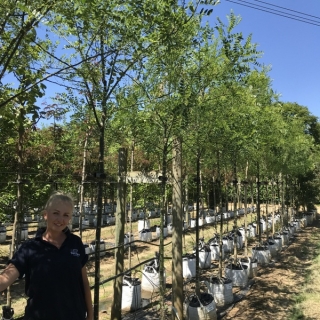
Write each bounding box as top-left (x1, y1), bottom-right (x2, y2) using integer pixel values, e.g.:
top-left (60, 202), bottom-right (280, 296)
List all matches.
top-left (92, 256), bottom-right (172, 289)
top-left (85, 239), bottom-right (172, 258)
top-left (0, 171), bottom-right (81, 176)
top-left (3, 226), bottom-right (172, 256)
top-left (225, 0), bottom-right (320, 27)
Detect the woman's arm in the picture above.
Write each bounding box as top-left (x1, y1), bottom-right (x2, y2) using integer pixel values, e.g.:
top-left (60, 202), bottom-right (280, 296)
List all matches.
top-left (82, 266), bottom-right (93, 320)
top-left (0, 264), bottom-right (20, 292)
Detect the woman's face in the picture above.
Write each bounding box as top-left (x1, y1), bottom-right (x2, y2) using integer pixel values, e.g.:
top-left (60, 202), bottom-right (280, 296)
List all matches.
top-left (44, 199), bottom-right (72, 232)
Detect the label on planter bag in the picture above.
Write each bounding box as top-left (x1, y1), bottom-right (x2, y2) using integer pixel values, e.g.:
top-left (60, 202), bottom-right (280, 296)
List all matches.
top-left (205, 302), bottom-right (215, 312)
top-left (226, 283), bottom-right (233, 290)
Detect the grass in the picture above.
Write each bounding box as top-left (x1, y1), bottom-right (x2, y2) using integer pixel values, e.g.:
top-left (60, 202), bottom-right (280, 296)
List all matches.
top-left (288, 211), bottom-right (320, 320)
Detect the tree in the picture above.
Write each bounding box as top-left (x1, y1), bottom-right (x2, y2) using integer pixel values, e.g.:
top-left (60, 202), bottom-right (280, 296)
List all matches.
top-left (0, 1), bottom-right (63, 109)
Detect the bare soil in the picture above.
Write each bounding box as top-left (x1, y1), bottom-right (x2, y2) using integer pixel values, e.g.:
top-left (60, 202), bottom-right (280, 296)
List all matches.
top-left (1, 212), bottom-right (320, 320)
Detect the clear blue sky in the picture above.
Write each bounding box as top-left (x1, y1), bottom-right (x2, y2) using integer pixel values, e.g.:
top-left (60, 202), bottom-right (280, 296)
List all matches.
top-left (204, 0), bottom-right (320, 118)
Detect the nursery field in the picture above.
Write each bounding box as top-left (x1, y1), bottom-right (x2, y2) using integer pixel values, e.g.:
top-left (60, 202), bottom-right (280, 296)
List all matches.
top-left (1, 208), bottom-right (320, 319)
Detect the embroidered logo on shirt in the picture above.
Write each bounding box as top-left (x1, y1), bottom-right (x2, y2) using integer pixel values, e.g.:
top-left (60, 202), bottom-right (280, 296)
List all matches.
top-left (70, 249), bottom-right (80, 257)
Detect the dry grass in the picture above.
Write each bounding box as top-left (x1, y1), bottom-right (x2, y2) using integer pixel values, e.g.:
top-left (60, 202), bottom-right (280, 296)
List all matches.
top-left (292, 220), bottom-right (320, 320)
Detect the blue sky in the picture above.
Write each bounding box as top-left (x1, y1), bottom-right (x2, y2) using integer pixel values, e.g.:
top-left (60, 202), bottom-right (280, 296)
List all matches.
top-left (203, 0), bottom-right (320, 118)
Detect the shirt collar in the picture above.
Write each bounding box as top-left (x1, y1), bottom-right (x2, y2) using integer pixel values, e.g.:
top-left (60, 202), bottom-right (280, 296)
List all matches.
top-left (35, 227), bottom-right (71, 240)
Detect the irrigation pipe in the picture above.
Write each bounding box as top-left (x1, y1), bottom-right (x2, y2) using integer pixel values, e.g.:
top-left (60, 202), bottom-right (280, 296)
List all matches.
top-left (90, 256), bottom-right (172, 289)
top-left (87, 240), bottom-right (172, 258)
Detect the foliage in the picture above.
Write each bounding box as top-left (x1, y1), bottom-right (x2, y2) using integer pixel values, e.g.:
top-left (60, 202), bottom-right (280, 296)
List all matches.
top-left (0, 0), bottom-right (319, 243)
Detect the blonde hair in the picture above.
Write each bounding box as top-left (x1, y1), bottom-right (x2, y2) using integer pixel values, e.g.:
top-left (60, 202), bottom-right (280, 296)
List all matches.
top-left (44, 191), bottom-right (74, 210)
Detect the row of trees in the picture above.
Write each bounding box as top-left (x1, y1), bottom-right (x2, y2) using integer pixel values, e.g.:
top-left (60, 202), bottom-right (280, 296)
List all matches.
top-left (1, 0), bottom-right (320, 319)
top-left (1, 2), bottom-right (319, 208)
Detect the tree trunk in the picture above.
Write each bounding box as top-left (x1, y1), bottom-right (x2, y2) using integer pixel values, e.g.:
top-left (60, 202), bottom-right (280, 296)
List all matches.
top-left (232, 163), bottom-right (238, 260)
top-left (212, 176), bottom-right (216, 214)
top-left (128, 141), bottom-right (135, 270)
top-left (8, 110), bottom-right (25, 307)
top-left (244, 183), bottom-right (248, 257)
top-left (93, 124), bottom-right (105, 320)
top-left (265, 183), bottom-right (269, 238)
top-left (159, 138), bottom-right (168, 319)
top-left (219, 178), bottom-right (224, 279)
top-left (195, 155), bottom-right (200, 296)
top-left (185, 174), bottom-right (189, 225)
top-left (250, 181), bottom-right (254, 223)
top-left (171, 137), bottom-right (183, 320)
top-left (79, 130), bottom-right (89, 239)
top-left (256, 165), bottom-right (261, 243)
top-left (111, 148), bottom-right (127, 320)
top-left (233, 181), bottom-right (238, 259)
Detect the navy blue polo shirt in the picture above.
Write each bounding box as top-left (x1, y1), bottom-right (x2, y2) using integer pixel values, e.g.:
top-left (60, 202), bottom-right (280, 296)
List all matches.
top-left (9, 228), bottom-right (88, 320)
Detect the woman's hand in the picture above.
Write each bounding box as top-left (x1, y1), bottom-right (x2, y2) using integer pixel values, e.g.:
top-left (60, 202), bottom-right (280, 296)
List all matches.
top-left (0, 264), bottom-right (19, 292)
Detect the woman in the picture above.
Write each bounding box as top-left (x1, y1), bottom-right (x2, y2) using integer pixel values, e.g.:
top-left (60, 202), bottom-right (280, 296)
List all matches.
top-left (0, 192), bottom-right (93, 320)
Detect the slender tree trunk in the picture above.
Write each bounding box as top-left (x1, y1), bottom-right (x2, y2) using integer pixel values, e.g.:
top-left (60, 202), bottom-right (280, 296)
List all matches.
top-left (171, 138), bottom-right (183, 320)
top-left (159, 139), bottom-right (168, 319)
top-left (276, 177), bottom-right (281, 214)
top-left (225, 181), bottom-right (229, 232)
top-left (93, 124), bottom-right (105, 320)
top-left (256, 163), bottom-right (261, 243)
top-left (250, 181), bottom-right (254, 223)
top-left (128, 141), bottom-right (135, 270)
top-left (200, 169), bottom-right (205, 240)
top-left (286, 175), bottom-right (290, 222)
top-left (111, 148), bottom-right (127, 320)
top-left (195, 155), bottom-right (200, 296)
top-left (244, 182), bottom-right (248, 257)
top-left (216, 155), bottom-right (223, 279)
top-left (225, 176), bottom-right (228, 212)
top-left (280, 173), bottom-right (286, 225)
top-left (200, 168), bottom-right (204, 212)
top-left (79, 130), bottom-right (89, 239)
top-left (232, 163), bottom-right (238, 260)
top-left (271, 179), bottom-right (276, 234)
top-left (243, 161), bottom-right (249, 257)
top-left (8, 110), bottom-right (25, 307)
top-left (266, 183), bottom-right (270, 238)
top-left (212, 177), bottom-right (215, 209)
top-left (219, 177), bottom-right (225, 278)
top-left (185, 174), bottom-right (189, 225)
